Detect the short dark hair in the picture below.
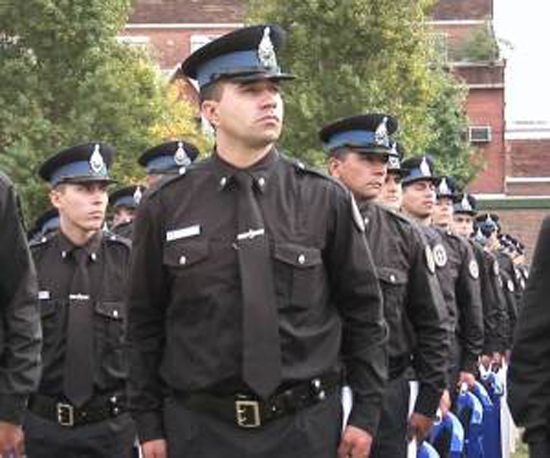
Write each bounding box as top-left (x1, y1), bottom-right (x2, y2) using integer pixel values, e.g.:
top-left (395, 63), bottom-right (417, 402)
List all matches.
top-left (327, 146), bottom-right (351, 161)
top-left (199, 79), bottom-right (225, 104)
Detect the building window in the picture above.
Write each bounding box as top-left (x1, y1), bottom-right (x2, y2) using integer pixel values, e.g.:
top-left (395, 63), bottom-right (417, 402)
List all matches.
top-left (190, 34), bottom-right (221, 54)
top-left (469, 126), bottom-right (492, 143)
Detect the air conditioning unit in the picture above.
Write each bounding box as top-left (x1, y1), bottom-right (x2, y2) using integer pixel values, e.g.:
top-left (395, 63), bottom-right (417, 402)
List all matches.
top-left (469, 126), bottom-right (492, 143)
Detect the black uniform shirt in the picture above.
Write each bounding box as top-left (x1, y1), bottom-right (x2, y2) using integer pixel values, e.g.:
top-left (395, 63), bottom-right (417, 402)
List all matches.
top-left (423, 227), bottom-right (484, 373)
top-left (111, 221), bottom-right (134, 241)
top-left (360, 203), bottom-right (449, 417)
top-left (30, 230), bottom-right (131, 397)
top-left (469, 241), bottom-right (508, 353)
top-left (127, 150), bottom-right (388, 440)
top-left (0, 173), bottom-right (41, 423)
top-left (496, 251), bottom-right (518, 348)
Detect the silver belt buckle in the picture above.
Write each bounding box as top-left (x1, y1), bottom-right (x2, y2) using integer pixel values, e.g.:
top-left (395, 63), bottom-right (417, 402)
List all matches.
top-left (57, 403), bottom-right (74, 427)
top-left (235, 400), bottom-right (261, 428)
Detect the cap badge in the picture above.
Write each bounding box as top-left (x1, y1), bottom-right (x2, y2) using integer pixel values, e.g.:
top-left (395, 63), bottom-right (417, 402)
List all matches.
top-left (90, 144), bottom-right (106, 175)
top-left (174, 142), bottom-right (190, 166)
top-left (258, 27), bottom-right (278, 69)
top-left (388, 155), bottom-right (400, 168)
top-left (419, 157), bottom-right (431, 177)
top-left (438, 178), bottom-right (451, 195)
top-left (461, 194), bottom-right (472, 211)
top-left (374, 117), bottom-right (389, 146)
top-left (133, 187), bottom-right (143, 205)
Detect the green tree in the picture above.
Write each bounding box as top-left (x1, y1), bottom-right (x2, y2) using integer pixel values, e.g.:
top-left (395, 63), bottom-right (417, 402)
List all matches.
top-left (245, 0), bottom-right (476, 181)
top-left (451, 21), bottom-right (500, 62)
top-left (0, 0), bottom-right (204, 221)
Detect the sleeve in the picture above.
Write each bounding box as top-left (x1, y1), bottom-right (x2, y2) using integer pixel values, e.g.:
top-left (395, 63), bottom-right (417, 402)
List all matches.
top-left (407, 229), bottom-right (450, 417)
top-left (455, 240), bottom-right (484, 373)
top-left (0, 177), bottom-right (42, 424)
top-left (326, 190), bottom-right (388, 436)
top-left (126, 191), bottom-right (169, 442)
top-left (508, 216), bottom-right (550, 445)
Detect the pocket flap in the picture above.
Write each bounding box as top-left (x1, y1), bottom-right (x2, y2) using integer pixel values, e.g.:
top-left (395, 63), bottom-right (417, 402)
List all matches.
top-left (163, 240), bottom-right (209, 268)
top-left (95, 301), bottom-right (125, 320)
top-left (377, 267), bottom-right (407, 285)
top-left (273, 243), bottom-right (322, 268)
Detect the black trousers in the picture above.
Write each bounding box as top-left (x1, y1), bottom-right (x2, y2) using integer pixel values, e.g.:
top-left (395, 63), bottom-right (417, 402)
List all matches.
top-left (370, 376), bottom-right (410, 458)
top-left (24, 411), bottom-right (136, 458)
top-left (163, 391), bottom-right (342, 458)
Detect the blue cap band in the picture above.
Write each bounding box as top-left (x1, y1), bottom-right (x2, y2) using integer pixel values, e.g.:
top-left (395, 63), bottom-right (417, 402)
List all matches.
top-left (196, 50), bottom-right (278, 88)
top-left (50, 160), bottom-right (107, 185)
top-left (405, 167), bottom-right (434, 181)
top-left (113, 195), bottom-right (136, 208)
top-left (145, 155), bottom-right (179, 174)
top-left (323, 129), bottom-right (390, 152)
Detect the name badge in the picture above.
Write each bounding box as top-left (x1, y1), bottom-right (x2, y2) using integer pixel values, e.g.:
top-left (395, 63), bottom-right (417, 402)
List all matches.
top-left (166, 224), bottom-right (201, 242)
top-left (38, 291), bottom-right (50, 300)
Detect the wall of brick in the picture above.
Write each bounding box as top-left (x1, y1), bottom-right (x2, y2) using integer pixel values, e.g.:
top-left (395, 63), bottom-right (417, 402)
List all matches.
top-left (430, 0), bottom-right (492, 21)
top-left (508, 139), bottom-right (550, 177)
top-left (463, 87), bottom-right (505, 193)
top-left (128, 0), bottom-right (244, 24)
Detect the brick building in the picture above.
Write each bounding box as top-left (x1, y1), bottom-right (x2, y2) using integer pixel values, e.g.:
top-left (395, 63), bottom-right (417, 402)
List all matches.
top-left (122, 0), bottom-right (548, 256)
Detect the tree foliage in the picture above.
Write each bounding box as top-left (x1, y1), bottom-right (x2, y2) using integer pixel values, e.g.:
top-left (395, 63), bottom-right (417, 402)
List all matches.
top-left (245, 0), bottom-right (477, 182)
top-left (0, 0), bottom-right (204, 222)
top-left (451, 22), bottom-right (500, 62)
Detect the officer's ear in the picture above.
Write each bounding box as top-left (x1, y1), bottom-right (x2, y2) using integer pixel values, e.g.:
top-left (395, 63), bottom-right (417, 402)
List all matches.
top-left (49, 184), bottom-right (66, 209)
top-left (200, 81), bottom-right (225, 129)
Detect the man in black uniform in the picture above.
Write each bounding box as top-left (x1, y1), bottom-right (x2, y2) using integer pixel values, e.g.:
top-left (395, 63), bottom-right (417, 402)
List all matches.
top-left (108, 185), bottom-right (146, 240)
top-left (508, 216), bottom-right (550, 458)
top-left (0, 173), bottom-right (42, 457)
top-left (376, 141), bottom-right (407, 211)
top-left (128, 25), bottom-right (387, 458)
top-left (453, 193), bottom-right (508, 367)
top-left (138, 140), bottom-right (199, 187)
top-left (431, 176), bottom-right (484, 389)
top-left (25, 143), bottom-right (135, 457)
top-left (322, 114), bottom-right (450, 457)
top-left (400, 157), bottom-right (483, 414)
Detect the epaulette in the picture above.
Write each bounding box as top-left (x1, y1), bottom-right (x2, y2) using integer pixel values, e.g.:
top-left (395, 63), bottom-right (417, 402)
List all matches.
top-left (288, 156), bottom-right (348, 191)
top-left (145, 161), bottom-right (203, 198)
top-left (105, 232), bottom-right (131, 249)
top-left (29, 231), bottom-right (56, 249)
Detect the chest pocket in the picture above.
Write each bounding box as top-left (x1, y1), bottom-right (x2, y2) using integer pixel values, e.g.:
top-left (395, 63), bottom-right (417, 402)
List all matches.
top-left (94, 301), bottom-right (126, 348)
top-left (377, 267), bottom-right (408, 320)
top-left (163, 239), bottom-right (209, 270)
top-left (273, 243), bottom-right (323, 307)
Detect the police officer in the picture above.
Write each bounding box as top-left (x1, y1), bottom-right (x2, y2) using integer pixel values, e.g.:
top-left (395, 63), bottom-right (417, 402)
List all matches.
top-left (0, 172), bottom-right (42, 457)
top-left (400, 157), bottom-right (483, 412)
top-left (453, 194), bottom-right (508, 366)
top-left (376, 141), bottom-right (407, 211)
top-left (25, 143), bottom-right (135, 457)
top-left (508, 216), bottom-right (550, 458)
top-left (322, 114), bottom-right (450, 457)
top-left (127, 25), bottom-right (387, 458)
top-left (108, 185), bottom-right (146, 240)
top-left (138, 140), bottom-right (199, 187)
top-left (431, 176), bottom-right (484, 389)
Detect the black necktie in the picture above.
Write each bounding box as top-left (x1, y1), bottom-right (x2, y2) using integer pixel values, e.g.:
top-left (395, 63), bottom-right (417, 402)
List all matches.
top-left (63, 248), bottom-right (94, 406)
top-left (234, 171), bottom-right (281, 399)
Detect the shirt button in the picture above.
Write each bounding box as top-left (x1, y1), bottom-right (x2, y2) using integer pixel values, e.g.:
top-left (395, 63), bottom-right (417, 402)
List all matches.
top-left (113, 310), bottom-right (119, 318)
top-left (364, 217), bottom-right (369, 225)
top-left (220, 177), bottom-right (227, 187)
top-left (258, 177), bottom-right (266, 187)
top-left (390, 274), bottom-right (396, 283)
top-left (298, 254), bottom-right (306, 265)
top-left (91, 253), bottom-right (97, 262)
top-left (179, 255), bottom-right (187, 265)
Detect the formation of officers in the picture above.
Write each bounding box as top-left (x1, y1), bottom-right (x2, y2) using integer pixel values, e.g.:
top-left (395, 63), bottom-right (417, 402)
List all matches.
top-left (0, 22), bottom-right (538, 458)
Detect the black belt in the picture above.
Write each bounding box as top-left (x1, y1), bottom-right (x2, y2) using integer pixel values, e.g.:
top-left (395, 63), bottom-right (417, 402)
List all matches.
top-left (176, 372), bottom-right (341, 429)
top-left (29, 393), bottom-right (126, 427)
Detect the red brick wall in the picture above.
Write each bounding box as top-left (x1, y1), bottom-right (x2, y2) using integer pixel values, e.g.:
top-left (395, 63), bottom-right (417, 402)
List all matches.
top-left (463, 87), bottom-right (505, 193)
top-left (128, 0), bottom-right (244, 24)
top-left (120, 27), bottom-right (237, 70)
top-left (509, 139), bottom-right (550, 177)
top-left (430, 0), bottom-right (492, 20)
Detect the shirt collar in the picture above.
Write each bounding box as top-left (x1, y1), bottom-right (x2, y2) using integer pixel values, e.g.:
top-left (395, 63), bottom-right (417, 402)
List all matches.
top-left (211, 147), bottom-right (279, 193)
top-left (57, 230), bottom-right (102, 262)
